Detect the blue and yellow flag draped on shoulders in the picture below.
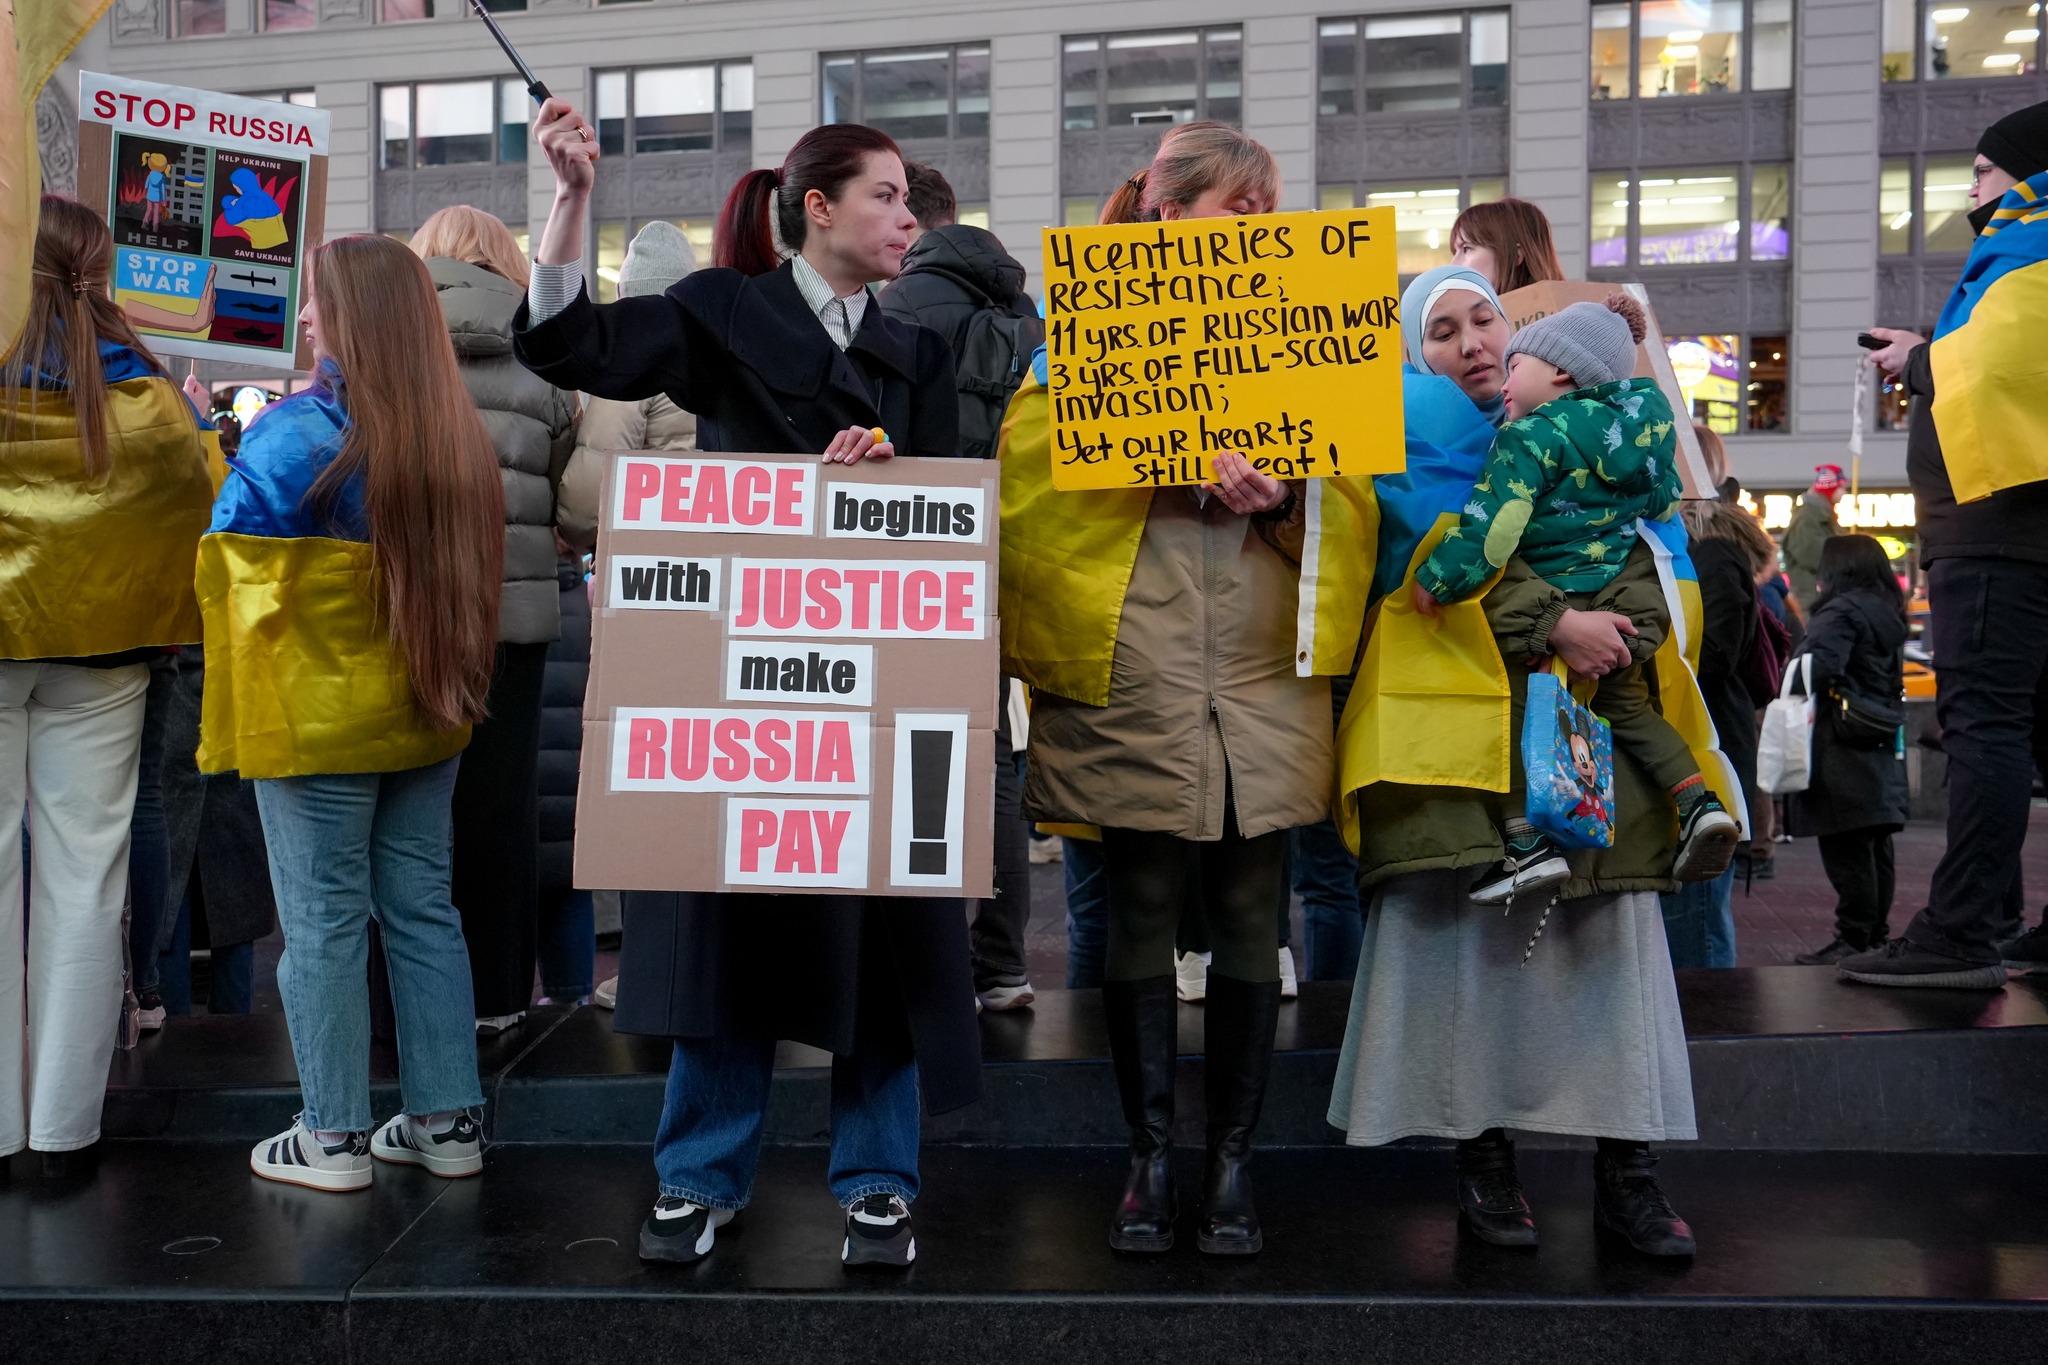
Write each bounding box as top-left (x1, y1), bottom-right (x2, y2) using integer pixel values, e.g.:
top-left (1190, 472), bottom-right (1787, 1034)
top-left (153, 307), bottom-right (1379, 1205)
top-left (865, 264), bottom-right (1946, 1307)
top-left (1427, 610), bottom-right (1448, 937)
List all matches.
top-left (1, 341), bottom-right (214, 660)
top-left (197, 373), bottom-right (469, 779)
top-left (1929, 170), bottom-right (2048, 504)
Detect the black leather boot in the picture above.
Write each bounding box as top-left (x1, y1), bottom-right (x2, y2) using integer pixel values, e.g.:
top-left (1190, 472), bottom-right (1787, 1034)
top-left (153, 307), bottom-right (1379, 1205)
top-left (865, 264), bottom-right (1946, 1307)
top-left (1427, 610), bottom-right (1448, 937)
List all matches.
top-left (1594, 1140), bottom-right (1697, 1258)
top-left (1455, 1128), bottom-right (1538, 1248)
top-left (1196, 974), bottom-right (1281, 1257)
top-left (1104, 976), bottom-right (1179, 1252)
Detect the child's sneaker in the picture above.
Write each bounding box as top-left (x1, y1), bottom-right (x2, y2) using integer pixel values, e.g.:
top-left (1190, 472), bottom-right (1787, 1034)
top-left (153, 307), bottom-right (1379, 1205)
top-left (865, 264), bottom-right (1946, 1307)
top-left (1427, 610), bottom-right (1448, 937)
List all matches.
top-left (1471, 831), bottom-right (1571, 907)
top-left (371, 1111), bottom-right (483, 1178)
top-left (1673, 798), bottom-right (1740, 882)
top-left (250, 1116), bottom-right (371, 1192)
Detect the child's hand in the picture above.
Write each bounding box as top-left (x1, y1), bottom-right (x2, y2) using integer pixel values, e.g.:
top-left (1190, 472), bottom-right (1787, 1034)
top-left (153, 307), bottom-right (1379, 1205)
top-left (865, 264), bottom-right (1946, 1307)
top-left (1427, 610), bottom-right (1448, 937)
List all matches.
top-left (1412, 582), bottom-right (1442, 618)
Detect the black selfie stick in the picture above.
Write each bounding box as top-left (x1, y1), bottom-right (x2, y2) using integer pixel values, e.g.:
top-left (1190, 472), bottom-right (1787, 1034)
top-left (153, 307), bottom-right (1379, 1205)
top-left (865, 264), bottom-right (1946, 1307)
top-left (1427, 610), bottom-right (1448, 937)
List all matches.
top-left (468, 0), bottom-right (552, 106)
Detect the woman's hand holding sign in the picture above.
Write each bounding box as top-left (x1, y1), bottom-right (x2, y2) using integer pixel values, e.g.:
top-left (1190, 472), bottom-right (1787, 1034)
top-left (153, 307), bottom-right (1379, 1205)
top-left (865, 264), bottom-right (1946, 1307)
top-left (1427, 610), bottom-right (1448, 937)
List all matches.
top-left (1205, 452), bottom-right (1289, 516)
top-left (824, 425), bottom-right (895, 465)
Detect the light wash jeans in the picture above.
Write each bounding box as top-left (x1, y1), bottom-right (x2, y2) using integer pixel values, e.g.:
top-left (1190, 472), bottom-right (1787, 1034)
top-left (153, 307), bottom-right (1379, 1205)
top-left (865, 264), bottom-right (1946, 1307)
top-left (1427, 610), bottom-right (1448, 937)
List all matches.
top-left (654, 1032), bottom-right (920, 1211)
top-left (255, 757), bottom-right (483, 1133)
top-left (0, 661), bottom-right (147, 1154)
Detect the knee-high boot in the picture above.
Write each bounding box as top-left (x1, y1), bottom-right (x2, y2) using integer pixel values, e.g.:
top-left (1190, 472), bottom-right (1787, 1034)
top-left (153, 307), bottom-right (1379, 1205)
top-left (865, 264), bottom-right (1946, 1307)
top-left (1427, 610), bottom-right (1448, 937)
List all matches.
top-left (1198, 973), bottom-right (1281, 1256)
top-left (1103, 975), bottom-right (1179, 1252)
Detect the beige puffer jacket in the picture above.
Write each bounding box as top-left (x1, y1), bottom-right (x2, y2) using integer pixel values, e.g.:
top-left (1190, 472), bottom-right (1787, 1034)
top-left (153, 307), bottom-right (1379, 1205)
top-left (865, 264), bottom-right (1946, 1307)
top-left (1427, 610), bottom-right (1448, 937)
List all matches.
top-left (556, 394), bottom-right (697, 550)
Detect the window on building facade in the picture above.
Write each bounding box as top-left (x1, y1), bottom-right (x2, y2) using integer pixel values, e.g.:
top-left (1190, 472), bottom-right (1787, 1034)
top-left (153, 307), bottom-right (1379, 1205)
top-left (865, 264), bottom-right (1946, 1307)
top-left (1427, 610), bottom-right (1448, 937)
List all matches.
top-left (1591, 165), bottom-right (1789, 266)
top-left (1666, 333), bottom-right (1787, 433)
top-left (1061, 28), bottom-right (1243, 130)
top-left (1879, 154), bottom-right (1990, 253)
top-left (822, 46), bottom-right (991, 142)
top-left (1882, 0), bottom-right (2046, 81)
top-left (1318, 11), bottom-right (1509, 116)
top-left (379, 80), bottom-right (528, 171)
top-left (1320, 178), bottom-right (1509, 274)
top-left (264, 0), bottom-right (316, 31)
top-left (380, 0), bottom-right (430, 19)
top-left (177, 0), bottom-right (226, 37)
top-left (1590, 0), bottom-right (1792, 98)
top-left (595, 62), bottom-right (753, 156)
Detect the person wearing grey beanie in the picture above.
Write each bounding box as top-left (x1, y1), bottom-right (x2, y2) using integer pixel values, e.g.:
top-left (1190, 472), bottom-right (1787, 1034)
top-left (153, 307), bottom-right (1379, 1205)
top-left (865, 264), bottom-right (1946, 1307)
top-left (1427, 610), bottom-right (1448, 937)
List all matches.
top-left (616, 220), bottom-right (699, 299)
top-left (1412, 289), bottom-right (1738, 912)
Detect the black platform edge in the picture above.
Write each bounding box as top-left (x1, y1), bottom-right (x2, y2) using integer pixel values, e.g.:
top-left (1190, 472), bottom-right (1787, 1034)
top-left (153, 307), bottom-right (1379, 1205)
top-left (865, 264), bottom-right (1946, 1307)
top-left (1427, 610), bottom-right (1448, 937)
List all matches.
top-left (8, 1145), bottom-right (2048, 1365)
top-left (103, 975), bottom-right (2048, 1153)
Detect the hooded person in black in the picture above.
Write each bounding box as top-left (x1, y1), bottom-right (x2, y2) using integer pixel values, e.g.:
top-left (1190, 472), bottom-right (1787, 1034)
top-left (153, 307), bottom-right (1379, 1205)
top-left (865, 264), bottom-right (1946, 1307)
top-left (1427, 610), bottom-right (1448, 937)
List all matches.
top-left (878, 164), bottom-right (1045, 1012)
top-left (1853, 99), bottom-right (2048, 987)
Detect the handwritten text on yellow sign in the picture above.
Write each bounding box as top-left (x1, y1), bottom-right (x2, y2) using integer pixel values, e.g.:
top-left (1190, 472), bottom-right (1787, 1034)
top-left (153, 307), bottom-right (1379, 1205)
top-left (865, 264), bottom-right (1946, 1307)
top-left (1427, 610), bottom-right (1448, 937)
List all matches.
top-left (1039, 207), bottom-right (1406, 491)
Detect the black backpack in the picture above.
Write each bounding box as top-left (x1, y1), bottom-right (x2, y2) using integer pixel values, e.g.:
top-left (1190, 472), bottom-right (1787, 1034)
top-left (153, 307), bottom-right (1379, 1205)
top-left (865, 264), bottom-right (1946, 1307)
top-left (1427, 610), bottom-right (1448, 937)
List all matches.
top-left (949, 294), bottom-right (1044, 460)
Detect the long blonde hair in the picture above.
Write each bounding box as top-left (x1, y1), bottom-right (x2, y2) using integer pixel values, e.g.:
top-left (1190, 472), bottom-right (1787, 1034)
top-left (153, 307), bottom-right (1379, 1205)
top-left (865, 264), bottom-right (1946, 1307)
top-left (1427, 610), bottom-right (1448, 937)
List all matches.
top-left (1682, 498), bottom-right (1776, 579)
top-left (409, 204), bottom-right (531, 289)
top-left (306, 234), bottom-right (505, 730)
top-left (2, 195), bottom-right (173, 477)
top-left (1099, 121), bottom-right (1281, 226)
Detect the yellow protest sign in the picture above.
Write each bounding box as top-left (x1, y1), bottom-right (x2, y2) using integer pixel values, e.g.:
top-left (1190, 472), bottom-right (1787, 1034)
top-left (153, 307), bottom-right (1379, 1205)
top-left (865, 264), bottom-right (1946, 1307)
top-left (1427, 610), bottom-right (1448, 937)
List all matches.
top-left (1039, 207), bottom-right (1406, 491)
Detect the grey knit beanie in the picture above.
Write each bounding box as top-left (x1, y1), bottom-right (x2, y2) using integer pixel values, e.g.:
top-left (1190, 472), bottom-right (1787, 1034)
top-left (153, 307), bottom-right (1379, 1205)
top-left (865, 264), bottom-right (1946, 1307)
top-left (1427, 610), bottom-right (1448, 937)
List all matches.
top-left (1506, 295), bottom-right (1644, 390)
top-left (618, 221), bottom-right (698, 298)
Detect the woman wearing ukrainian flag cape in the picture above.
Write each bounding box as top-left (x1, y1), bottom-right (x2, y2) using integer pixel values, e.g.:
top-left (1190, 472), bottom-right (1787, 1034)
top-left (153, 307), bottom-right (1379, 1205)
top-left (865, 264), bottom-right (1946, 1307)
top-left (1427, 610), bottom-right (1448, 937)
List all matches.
top-left (1, 196), bottom-right (214, 1167)
top-left (200, 233), bottom-right (508, 1192)
top-left (1322, 263), bottom-right (1717, 1258)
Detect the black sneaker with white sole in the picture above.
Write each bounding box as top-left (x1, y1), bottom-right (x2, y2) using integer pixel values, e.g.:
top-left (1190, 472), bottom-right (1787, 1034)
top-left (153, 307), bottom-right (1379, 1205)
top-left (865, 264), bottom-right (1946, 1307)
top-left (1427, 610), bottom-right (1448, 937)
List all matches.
top-left (1470, 831), bottom-right (1571, 907)
top-left (841, 1194), bottom-right (916, 1268)
top-left (638, 1196), bottom-right (737, 1264)
top-left (1673, 797), bottom-right (1741, 882)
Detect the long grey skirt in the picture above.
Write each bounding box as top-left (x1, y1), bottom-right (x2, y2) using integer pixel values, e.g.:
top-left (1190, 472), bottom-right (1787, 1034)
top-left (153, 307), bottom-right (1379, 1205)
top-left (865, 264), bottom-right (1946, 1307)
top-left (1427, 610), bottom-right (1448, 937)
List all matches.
top-left (1327, 870), bottom-right (1697, 1146)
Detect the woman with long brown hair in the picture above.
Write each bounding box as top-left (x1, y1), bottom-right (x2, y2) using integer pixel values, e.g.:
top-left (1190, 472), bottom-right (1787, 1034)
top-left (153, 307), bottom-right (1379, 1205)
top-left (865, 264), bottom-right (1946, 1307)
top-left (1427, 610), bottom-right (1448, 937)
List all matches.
top-left (1449, 196), bottom-right (1566, 295)
top-left (197, 232), bottom-right (506, 1192)
top-left (1, 196), bottom-right (213, 1174)
top-left (517, 102), bottom-right (962, 1268)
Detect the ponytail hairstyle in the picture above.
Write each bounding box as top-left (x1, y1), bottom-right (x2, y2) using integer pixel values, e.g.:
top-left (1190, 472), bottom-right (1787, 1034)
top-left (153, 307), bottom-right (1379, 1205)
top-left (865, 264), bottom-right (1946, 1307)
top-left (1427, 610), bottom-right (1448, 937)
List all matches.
top-left (1099, 121), bottom-right (1281, 226)
top-left (303, 234), bottom-right (506, 731)
top-left (1448, 197), bottom-right (1565, 294)
top-left (409, 204), bottom-right (532, 289)
top-left (2, 194), bottom-right (172, 477)
top-left (714, 123), bottom-right (904, 276)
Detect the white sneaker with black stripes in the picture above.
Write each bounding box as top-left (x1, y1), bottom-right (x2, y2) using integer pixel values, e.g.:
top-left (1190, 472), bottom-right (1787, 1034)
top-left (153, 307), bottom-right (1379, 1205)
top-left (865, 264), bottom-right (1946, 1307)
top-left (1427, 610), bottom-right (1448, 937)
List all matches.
top-left (249, 1117), bottom-right (371, 1192)
top-left (841, 1194), bottom-right (916, 1267)
top-left (371, 1111), bottom-right (484, 1178)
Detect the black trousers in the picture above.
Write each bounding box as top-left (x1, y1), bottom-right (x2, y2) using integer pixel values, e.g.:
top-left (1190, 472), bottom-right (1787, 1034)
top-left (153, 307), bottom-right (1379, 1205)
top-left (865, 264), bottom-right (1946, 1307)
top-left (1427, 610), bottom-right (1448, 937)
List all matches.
top-left (1908, 558), bottom-right (2048, 960)
top-left (451, 642), bottom-right (549, 1017)
top-left (1102, 802), bottom-right (1288, 984)
top-left (1817, 827), bottom-right (1896, 949)
top-left (969, 679), bottom-right (1032, 990)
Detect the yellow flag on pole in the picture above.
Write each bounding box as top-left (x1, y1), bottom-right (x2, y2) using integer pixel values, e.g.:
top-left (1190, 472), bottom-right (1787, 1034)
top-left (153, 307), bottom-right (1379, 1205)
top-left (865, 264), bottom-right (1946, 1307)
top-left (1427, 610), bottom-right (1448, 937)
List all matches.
top-left (3, 0), bottom-right (115, 354)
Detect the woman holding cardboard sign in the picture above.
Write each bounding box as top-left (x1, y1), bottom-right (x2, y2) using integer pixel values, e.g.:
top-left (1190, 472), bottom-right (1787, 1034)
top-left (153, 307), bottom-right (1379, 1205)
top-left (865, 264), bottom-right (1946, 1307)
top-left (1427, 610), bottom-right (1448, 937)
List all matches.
top-left (516, 101), bottom-right (968, 1271)
top-left (1325, 263), bottom-right (1705, 1258)
top-left (1002, 122), bottom-right (1326, 1258)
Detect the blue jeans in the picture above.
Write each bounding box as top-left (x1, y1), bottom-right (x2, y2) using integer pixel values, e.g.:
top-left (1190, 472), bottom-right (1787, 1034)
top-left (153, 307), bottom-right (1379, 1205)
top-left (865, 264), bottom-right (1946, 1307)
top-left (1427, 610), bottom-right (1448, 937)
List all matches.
top-left (538, 888), bottom-right (594, 1001)
top-left (1291, 818), bottom-right (1363, 982)
top-left (255, 757), bottom-right (483, 1132)
top-left (1063, 836), bottom-right (1110, 989)
top-left (654, 1032), bottom-right (920, 1211)
top-left (126, 656), bottom-right (176, 997)
top-left (1660, 864), bottom-right (1737, 969)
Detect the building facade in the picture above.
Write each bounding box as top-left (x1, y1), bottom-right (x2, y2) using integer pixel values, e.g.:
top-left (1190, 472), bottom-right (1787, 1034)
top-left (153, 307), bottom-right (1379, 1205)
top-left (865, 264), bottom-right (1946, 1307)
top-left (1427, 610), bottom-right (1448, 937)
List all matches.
top-left (50, 0), bottom-right (2048, 494)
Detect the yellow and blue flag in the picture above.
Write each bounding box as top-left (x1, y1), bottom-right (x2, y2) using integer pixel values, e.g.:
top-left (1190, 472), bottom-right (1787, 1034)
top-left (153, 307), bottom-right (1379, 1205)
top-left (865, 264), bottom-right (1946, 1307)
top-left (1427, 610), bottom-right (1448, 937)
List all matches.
top-left (1930, 170), bottom-right (2048, 504)
top-left (197, 374), bottom-right (470, 779)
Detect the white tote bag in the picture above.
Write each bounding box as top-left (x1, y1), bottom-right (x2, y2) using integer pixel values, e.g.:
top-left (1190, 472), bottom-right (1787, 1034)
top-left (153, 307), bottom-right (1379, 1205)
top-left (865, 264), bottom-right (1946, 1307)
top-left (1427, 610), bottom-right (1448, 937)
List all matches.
top-left (1757, 655), bottom-right (1815, 795)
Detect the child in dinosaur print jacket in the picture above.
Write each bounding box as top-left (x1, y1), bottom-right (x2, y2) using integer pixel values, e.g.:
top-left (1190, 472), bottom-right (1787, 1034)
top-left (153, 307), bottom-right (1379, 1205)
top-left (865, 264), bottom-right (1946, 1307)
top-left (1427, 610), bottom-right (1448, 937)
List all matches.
top-left (1414, 293), bottom-right (1740, 906)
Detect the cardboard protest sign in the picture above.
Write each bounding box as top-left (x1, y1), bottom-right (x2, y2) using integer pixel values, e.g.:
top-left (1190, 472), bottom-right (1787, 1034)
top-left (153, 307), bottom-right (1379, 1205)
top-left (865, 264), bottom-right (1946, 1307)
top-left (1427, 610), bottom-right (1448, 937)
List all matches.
top-left (1500, 280), bottom-right (1716, 500)
top-left (577, 452), bottom-right (998, 898)
top-left (1040, 207), bottom-right (1406, 491)
top-left (77, 72), bottom-right (329, 371)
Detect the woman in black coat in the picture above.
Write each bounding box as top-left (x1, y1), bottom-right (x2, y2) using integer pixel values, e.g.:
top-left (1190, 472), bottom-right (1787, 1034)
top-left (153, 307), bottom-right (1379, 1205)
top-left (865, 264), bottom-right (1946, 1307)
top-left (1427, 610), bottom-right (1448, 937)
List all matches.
top-left (515, 106), bottom-right (967, 1270)
top-left (1791, 536), bottom-right (1910, 964)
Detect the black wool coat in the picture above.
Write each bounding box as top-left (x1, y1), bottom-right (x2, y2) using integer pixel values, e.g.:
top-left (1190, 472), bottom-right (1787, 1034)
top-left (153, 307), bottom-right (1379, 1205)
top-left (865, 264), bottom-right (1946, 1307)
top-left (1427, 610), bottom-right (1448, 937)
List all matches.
top-left (514, 261), bottom-right (981, 1116)
top-left (1790, 588), bottom-right (1910, 839)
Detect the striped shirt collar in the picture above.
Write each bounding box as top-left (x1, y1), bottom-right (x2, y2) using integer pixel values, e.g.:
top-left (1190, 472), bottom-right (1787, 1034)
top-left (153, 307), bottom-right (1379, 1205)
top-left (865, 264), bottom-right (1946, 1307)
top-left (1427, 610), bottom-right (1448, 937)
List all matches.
top-left (789, 253), bottom-right (868, 351)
